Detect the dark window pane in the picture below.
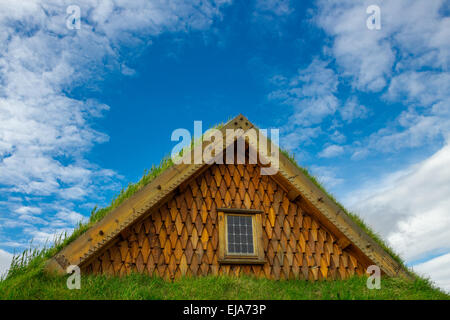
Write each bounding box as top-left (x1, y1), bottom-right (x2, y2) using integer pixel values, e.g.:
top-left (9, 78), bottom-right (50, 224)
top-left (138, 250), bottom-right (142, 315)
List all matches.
top-left (226, 214), bottom-right (254, 255)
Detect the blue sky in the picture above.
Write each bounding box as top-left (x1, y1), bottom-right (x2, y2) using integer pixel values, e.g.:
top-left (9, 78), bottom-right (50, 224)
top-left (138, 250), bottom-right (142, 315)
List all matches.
top-left (0, 0), bottom-right (449, 291)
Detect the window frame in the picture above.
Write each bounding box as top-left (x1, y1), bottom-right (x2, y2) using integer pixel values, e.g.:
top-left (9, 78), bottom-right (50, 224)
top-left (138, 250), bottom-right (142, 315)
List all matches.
top-left (217, 208), bottom-right (265, 264)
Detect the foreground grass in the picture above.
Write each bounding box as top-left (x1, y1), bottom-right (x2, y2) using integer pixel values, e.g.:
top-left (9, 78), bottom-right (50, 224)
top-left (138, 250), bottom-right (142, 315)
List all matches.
top-left (1, 272), bottom-right (448, 300)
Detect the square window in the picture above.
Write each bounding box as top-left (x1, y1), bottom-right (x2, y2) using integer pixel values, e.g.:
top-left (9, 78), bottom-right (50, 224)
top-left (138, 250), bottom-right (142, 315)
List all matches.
top-left (226, 215), bottom-right (254, 255)
top-left (217, 208), bottom-right (265, 264)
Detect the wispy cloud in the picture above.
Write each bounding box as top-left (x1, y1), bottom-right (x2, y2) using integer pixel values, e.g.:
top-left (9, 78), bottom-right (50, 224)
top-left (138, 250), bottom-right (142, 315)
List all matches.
top-left (318, 144), bottom-right (344, 158)
top-left (315, 0), bottom-right (450, 156)
top-left (340, 97), bottom-right (369, 123)
top-left (269, 59), bottom-right (340, 149)
top-left (0, 0), bottom-right (230, 260)
top-left (309, 165), bottom-right (344, 187)
top-left (254, 0), bottom-right (293, 18)
top-left (345, 142), bottom-right (450, 262)
top-left (0, 249), bottom-right (13, 278)
top-left (316, 0), bottom-right (449, 92)
top-left (413, 253), bottom-right (450, 293)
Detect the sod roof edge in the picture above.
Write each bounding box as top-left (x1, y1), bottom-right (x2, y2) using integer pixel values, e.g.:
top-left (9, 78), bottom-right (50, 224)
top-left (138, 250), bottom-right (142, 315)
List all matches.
top-left (46, 114), bottom-right (411, 278)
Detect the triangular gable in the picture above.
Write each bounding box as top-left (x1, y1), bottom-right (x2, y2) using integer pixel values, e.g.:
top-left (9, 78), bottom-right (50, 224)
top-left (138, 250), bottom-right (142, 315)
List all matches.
top-left (46, 114), bottom-right (408, 278)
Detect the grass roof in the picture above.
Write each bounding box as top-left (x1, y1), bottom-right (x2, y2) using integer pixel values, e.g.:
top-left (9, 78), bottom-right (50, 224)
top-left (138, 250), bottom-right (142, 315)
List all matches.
top-left (0, 119), bottom-right (447, 299)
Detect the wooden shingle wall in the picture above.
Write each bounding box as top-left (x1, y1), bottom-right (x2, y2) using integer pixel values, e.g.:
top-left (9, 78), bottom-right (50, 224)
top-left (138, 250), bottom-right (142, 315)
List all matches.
top-left (81, 162), bottom-right (370, 280)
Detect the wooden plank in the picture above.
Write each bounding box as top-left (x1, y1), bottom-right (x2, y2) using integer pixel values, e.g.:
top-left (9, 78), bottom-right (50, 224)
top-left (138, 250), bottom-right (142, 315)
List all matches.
top-left (287, 189), bottom-right (301, 201)
top-left (338, 237), bottom-right (352, 250)
top-left (217, 208), bottom-right (264, 214)
top-left (217, 211), bottom-right (226, 261)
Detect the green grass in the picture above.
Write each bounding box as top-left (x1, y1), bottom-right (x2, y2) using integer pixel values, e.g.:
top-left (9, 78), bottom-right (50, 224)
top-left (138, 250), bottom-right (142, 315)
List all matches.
top-left (0, 272), bottom-right (448, 300)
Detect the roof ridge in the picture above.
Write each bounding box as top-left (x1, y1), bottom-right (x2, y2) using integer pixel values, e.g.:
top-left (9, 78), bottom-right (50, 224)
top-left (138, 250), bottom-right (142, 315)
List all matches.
top-left (45, 114), bottom-right (410, 279)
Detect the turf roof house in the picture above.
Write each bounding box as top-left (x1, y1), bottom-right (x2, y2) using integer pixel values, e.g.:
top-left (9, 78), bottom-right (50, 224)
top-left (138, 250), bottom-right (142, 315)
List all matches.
top-left (46, 115), bottom-right (408, 280)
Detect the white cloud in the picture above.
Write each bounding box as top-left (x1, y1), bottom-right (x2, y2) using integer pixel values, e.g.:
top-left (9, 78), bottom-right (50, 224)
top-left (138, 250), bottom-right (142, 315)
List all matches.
top-left (55, 210), bottom-right (87, 225)
top-left (316, 0), bottom-right (449, 92)
top-left (269, 59), bottom-right (347, 152)
top-left (413, 253), bottom-right (450, 293)
top-left (309, 165), bottom-right (344, 188)
top-left (0, 249), bottom-right (13, 278)
top-left (386, 71), bottom-right (450, 107)
top-left (0, 241), bottom-right (24, 248)
top-left (315, 0), bottom-right (450, 155)
top-left (14, 206), bottom-right (42, 215)
top-left (315, 0), bottom-right (394, 91)
top-left (346, 142), bottom-right (450, 263)
top-left (280, 127), bottom-right (322, 151)
top-left (318, 144), bottom-right (344, 158)
top-left (357, 113), bottom-right (449, 156)
top-left (329, 130), bottom-right (346, 144)
top-left (24, 227), bottom-right (76, 247)
top-left (340, 97), bottom-right (369, 123)
top-left (0, 0), bottom-right (229, 198)
top-left (0, 0), bottom-right (230, 252)
top-left (269, 59), bottom-right (339, 126)
top-left (17, 214), bottom-right (49, 225)
top-left (254, 0), bottom-right (293, 17)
